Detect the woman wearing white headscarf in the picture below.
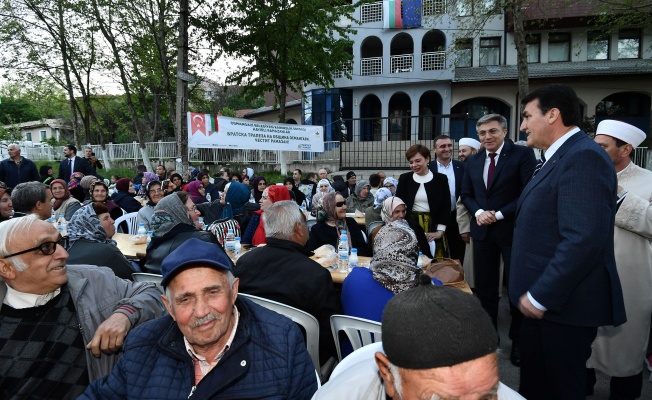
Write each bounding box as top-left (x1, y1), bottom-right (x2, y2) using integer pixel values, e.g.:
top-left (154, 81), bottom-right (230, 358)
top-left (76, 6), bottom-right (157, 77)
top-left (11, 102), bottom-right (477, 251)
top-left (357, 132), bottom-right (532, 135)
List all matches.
top-left (376, 196), bottom-right (433, 258)
top-left (311, 178), bottom-right (334, 214)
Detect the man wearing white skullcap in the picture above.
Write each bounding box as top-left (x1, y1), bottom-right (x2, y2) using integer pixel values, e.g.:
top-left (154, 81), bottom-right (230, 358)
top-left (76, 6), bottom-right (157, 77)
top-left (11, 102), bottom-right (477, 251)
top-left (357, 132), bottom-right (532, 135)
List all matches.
top-left (588, 120), bottom-right (651, 399)
top-left (458, 137), bottom-right (482, 162)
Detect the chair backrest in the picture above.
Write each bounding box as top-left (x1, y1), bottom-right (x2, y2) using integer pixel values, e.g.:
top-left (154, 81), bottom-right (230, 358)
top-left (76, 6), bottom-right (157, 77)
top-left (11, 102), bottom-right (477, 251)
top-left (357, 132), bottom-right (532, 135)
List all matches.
top-left (239, 293), bottom-right (321, 375)
top-left (367, 221), bottom-right (384, 238)
top-left (131, 272), bottom-right (163, 290)
top-left (329, 341), bottom-right (383, 380)
top-left (114, 212), bottom-right (140, 234)
top-left (306, 218), bottom-right (318, 232)
top-left (330, 314), bottom-right (382, 361)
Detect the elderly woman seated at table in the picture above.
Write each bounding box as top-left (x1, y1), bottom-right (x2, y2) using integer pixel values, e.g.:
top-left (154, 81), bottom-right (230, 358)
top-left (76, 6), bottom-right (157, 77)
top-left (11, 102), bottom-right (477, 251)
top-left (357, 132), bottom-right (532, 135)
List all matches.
top-left (306, 191), bottom-right (370, 257)
top-left (241, 185), bottom-right (291, 246)
top-left (311, 178), bottom-right (333, 214)
top-left (82, 180), bottom-right (123, 221)
top-left (363, 187), bottom-right (392, 231)
top-left (345, 180), bottom-right (374, 213)
top-left (50, 179), bottom-right (81, 221)
top-left (111, 178), bottom-right (142, 214)
top-left (144, 191), bottom-right (218, 273)
top-left (137, 180), bottom-right (165, 231)
top-left (372, 196), bottom-right (433, 258)
top-left (340, 218), bottom-right (423, 322)
top-left (66, 202), bottom-right (137, 280)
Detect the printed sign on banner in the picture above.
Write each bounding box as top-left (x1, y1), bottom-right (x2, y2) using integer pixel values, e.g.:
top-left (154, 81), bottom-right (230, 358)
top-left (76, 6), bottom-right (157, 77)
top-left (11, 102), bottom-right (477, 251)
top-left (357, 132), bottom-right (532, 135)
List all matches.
top-left (187, 113), bottom-right (324, 152)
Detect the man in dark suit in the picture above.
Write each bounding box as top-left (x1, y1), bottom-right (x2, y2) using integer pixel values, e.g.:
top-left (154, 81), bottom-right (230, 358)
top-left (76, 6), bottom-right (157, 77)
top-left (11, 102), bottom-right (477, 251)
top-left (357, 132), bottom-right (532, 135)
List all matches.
top-left (460, 114), bottom-right (536, 367)
top-left (57, 144), bottom-right (96, 182)
top-left (429, 135), bottom-right (466, 263)
top-left (511, 84), bottom-right (626, 399)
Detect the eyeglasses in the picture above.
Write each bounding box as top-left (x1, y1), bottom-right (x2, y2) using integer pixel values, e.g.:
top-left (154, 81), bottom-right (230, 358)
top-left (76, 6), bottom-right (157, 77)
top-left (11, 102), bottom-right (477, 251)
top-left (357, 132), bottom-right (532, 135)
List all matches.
top-left (335, 201), bottom-right (345, 207)
top-left (187, 206), bottom-right (198, 213)
top-left (4, 236), bottom-right (66, 258)
top-left (149, 189), bottom-right (164, 194)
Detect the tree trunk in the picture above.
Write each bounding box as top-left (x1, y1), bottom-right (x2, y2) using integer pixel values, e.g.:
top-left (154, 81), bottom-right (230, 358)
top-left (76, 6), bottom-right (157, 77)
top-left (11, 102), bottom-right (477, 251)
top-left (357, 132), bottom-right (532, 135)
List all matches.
top-left (511, 0), bottom-right (529, 110)
top-left (176, 0), bottom-right (189, 172)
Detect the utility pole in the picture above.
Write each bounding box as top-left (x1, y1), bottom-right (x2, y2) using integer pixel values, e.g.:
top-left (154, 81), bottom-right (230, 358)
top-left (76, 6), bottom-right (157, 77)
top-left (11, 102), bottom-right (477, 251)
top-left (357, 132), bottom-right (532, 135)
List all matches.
top-left (175, 0), bottom-right (189, 173)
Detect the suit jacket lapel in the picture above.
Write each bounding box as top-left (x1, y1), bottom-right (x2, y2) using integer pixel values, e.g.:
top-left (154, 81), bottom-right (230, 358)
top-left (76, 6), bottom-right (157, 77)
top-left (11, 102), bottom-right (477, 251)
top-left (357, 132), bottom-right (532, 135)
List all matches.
top-left (517, 132), bottom-right (584, 214)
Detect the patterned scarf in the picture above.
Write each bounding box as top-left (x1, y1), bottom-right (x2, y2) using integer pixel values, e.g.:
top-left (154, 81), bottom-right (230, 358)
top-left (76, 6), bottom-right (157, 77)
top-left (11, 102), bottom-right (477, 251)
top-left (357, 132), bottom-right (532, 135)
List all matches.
top-left (151, 193), bottom-right (194, 237)
top-left (381, 196), bottom-right (406, 224)
top-left (68, 172), bottom-right (84, 190)
top-left (67, 203), bottom-right (117, 246)
top-left (370, 219), bottom-right (421, 294)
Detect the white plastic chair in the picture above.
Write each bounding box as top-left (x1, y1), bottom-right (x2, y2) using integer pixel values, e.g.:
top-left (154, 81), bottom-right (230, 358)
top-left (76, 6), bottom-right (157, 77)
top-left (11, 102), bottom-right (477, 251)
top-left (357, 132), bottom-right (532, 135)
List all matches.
top-left (131, 272), bottom-right (163, 290)
top-left (114, 212), bottom-right (139, 234)
top-left (239, 293), bottom-right (332, 382)
top-left (367, 220), bottom-right (384, 238)
top-left (330, 314), bottom-right (382, 361)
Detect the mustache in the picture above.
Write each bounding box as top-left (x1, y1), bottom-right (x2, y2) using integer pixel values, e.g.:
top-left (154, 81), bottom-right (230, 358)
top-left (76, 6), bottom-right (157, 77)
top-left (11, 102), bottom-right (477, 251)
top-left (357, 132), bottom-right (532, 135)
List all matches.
top-left (191, 313), bottom-right (221, 328)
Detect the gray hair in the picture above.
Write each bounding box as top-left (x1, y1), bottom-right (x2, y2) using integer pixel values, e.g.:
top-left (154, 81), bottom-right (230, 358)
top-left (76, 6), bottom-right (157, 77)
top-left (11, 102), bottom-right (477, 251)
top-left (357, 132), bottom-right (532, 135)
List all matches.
top-left (476, 113), bottom-right (507, 131)
top-left (8, 143), bottom-right (20, 151)
top-left (11, 182), bottom-right (49, 213)
top-left (262, 200), bottom-right (303, 241)
top-left (164, 270), bottom-right (236, 301)
top-left (388, 361), bottom-right (442, 400)
top-left (0, 214), bottom-right (41, 272)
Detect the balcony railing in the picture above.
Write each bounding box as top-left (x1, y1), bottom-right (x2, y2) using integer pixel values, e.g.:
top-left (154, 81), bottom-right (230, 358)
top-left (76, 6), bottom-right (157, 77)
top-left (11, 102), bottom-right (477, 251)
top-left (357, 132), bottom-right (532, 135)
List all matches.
top-left (333, 59), bottom-right (354, 79)
top-left (422, 51), bottom-right (446, 70)
top-left (361, 2), bottom-right (383, 23)
top-left (390, 54), bottom-right (414, 73)
top-left (422, 0), bottom-right (446, 16)
top-left (361, 57), bottom-right (383, 76)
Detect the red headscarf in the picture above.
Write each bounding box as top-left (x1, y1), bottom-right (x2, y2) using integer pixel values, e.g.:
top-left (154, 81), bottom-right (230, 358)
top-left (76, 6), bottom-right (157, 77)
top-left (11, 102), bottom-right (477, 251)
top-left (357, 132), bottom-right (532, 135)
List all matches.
top-left (252, 185), bottom-right (292, 245)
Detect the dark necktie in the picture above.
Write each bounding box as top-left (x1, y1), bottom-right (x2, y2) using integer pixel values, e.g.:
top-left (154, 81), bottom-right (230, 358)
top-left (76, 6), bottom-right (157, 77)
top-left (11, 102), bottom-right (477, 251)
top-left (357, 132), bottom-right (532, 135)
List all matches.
top-left (68, 158), bottom-right (72, 172)
top-left (532, 153), bottom-right (546, 178)
top-left (487, 153), bottom-right (496, 188)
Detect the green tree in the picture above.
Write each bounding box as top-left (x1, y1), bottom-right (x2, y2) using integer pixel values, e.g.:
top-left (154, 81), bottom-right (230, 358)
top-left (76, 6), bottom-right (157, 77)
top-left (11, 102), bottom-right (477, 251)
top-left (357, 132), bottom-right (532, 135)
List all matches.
top-left (194, 0), bottom-right (361, 122)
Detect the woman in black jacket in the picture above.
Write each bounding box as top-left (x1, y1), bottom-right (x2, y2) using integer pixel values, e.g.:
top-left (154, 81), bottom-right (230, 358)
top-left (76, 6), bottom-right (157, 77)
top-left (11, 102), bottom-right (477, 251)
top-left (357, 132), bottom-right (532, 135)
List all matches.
top-left (395, 144), bottom-right (451, 258)
top-left (111, 178), bottom-right (142, 213)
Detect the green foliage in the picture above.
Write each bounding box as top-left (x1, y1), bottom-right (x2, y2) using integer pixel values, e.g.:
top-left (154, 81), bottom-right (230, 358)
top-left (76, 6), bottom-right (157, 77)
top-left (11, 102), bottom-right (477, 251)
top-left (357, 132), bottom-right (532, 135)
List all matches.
top-left (192, 0), bottom-right (362, 121)
top-left (220, 107), bottom-right (237, 117)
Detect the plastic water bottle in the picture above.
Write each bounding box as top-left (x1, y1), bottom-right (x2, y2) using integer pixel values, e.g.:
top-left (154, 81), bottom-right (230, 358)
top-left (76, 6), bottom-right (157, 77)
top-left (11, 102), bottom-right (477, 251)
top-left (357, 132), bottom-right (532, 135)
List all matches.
top-left (348, 248), bottom-right (358, 271)
top-left (338, 233), bottom-right (349, 273)
top-left (146, 230), bottom-right (153, 245)
top-left (417, 251), bottom-right (423, 268)
top-left (300, 200), bottom-right (307, 213)
top-left (225, 228), bottom-right (235, 253)
top-left (206, 193), bottom-right (211, 203)
top-left (137, 223), bottom-right (146, 239)
top-left (198, 216), bottom-right (205, 230)
top-left (57, 217), bottom-right (67, 236)
top-left (234, 236), bottom-right (242, 256)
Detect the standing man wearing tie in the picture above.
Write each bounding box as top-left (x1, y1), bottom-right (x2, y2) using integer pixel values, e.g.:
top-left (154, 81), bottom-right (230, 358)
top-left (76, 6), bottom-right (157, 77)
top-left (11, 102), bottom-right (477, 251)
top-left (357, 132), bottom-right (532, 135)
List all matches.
top-left (511, 84), bottom-right (626, 399)
top-left (461, 114), bottom-right (536, 366)
top-left (429, 135), bottom-right (466, 263)
top-left (58, 145), bottom-right (96, 183)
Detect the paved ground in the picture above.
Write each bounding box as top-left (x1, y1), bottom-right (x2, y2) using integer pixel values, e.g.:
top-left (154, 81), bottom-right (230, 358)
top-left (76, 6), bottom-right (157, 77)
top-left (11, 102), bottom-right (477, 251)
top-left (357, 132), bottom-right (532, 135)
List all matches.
top-left (495, 293), bottom-right (652, 399)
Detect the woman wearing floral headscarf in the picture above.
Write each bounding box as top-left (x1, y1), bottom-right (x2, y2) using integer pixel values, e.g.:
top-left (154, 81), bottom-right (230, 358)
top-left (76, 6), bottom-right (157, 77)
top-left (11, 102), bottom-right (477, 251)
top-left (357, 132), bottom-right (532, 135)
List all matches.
top-left (311, 178), bottom-right (333, 214)
top-left (379, 196), bottom-right (432, 258)
top-left (340, 215), bottom-right (424, 322)
top-left (306, 191), bottom-right (370, 256)
top-left (68, 172), bottom-right (85, 202)
top-left (50, 179), bottom-right (81, 221)
top-left (82, 180), bottom-right (123, 221)
top-left (241, 185), bottom-right (291, 246)
top-left (66, 202), bottom-right (137, 280)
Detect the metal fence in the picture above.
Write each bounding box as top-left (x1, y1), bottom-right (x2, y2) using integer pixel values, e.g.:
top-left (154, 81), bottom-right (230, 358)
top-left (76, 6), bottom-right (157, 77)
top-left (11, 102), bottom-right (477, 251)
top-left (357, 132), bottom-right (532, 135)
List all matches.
top-left (339, 114), bottom-right (470, 170)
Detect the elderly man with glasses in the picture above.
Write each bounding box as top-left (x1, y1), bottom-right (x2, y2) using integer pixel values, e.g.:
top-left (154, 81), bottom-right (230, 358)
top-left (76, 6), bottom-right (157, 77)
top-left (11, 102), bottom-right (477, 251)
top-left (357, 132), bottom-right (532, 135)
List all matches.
top-left (0, 214), bottom-right (166, 399)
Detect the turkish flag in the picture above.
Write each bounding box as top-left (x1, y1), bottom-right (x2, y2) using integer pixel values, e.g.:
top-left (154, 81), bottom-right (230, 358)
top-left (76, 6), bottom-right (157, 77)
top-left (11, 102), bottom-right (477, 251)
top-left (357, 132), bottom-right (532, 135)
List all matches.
top-left (190, 113), bottom-right (206, 135)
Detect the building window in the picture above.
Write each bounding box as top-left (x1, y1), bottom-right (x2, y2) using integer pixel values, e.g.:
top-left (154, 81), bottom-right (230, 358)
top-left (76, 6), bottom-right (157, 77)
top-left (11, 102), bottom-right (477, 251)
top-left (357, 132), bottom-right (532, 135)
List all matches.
top-left (455, 38), bottom-right (473, 67)
top-left (548, 32), bottom-right (570, 62)
top-left (25, 132), bottom-right (32, 141)
top-left (361, 1), bottom-right (383, 23)
top-left (618, 29), bottom-right (640, 59)
top-left (526, 34), bottom-right (540, 63)
top-left (455, 0), bottom-right (472, 16)
top-left (588, 31), bottom-right (609, 60)
top-left (479, 37), bottom-right (500, 66)
top-left (454, 0), bottom-right (496, 16)
top-left (40, 130), bottom-right (47, 140)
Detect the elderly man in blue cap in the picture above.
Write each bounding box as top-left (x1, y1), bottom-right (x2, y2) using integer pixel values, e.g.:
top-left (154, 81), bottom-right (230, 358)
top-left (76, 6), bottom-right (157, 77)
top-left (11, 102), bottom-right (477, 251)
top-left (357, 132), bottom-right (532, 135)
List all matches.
top-left (81, 238), bottom-right (318, 400)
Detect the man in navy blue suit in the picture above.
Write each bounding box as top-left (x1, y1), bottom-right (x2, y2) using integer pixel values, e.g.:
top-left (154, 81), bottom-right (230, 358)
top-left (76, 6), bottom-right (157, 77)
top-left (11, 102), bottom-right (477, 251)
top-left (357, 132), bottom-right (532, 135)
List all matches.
top-left (460, 114), bottom-right (536, 367)
top-left (429, 135), bottom-right (466, 263)
top-left (57, 144), bottom-right (96, 183)
top-left (511, 84), bottom-right (626, 399)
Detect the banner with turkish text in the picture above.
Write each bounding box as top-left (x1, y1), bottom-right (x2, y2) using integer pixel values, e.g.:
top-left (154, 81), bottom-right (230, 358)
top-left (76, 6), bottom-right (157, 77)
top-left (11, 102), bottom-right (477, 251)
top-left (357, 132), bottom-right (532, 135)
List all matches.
top-left (187, 113), bottom-right (324, 152)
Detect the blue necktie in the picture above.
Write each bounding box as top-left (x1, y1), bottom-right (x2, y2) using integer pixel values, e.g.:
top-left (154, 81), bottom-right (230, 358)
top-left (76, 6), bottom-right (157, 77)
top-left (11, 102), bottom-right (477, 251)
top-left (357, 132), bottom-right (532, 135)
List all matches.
top-left (532, 153), bottom-right (546, 178)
